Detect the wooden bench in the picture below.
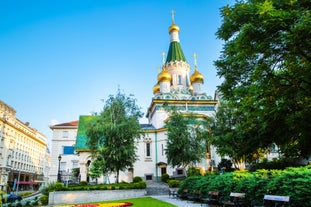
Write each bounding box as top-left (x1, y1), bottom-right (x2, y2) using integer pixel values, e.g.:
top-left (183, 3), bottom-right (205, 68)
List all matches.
top-left (187, 189), bottom-right (201, 203)
top-left (176, 189), bottom-right (189, 200)
top-left (222, 192), bottom-right (246, 207)
top-left (261, 195), bottom-right (290, 207)
top-left (201, 191), bottom-right (221, 206)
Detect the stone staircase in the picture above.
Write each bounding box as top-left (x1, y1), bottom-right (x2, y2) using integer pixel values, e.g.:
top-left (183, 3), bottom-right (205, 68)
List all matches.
top-left (145, 181), bottom-right (170, 195)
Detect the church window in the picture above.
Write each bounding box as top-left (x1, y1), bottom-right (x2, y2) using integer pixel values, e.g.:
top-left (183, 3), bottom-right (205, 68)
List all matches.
top-left (161, 144), bottom-right (164, 156)
top-left (146, 143), bottom-right (151, 157)
top-left (178, 75), bottom-right (182, 85)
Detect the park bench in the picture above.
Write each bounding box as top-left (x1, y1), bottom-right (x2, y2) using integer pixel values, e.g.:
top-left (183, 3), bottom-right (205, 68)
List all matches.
top-left (201, 191), bottom-right (222, 206)
top-left (222, 192), bottom-right (247, 207)
top-left (168, 188), bottom-right (178, 198)
top-left (176, 189), bottom-right (189, 200)
top-left (187, 189), bottom-right (201, 203)
top-left (252, 195), bottom-right (290, 207)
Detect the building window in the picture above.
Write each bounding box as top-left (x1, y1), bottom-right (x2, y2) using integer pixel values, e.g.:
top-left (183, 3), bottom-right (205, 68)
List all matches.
top-left (145, 174), bottom-right (153, 181)
top-left (178, 75), bottom-right (182, 85)
top-left (62, 131), bottom-right (68, 138)
top-left (146, 143), bottom-right (151, 157)
top-left (161, 144), bottom-right (164, 156)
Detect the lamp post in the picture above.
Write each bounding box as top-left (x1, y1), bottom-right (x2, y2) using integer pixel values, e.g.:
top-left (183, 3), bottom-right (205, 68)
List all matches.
top-left (57, 155), bottom-right (62, 182)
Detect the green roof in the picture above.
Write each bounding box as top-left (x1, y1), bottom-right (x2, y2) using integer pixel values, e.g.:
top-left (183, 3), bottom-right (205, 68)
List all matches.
top-left (75, 115), bottom-right (96, 151)
top-left (166, 41), bottom-right (187, 63)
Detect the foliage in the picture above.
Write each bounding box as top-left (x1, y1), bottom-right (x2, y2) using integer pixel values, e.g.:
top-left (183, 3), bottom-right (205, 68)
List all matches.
top-left (211, 101), bottom-right (265, 166)
top-left (79, 181), bottom-right (88, 186)
top-left (168, 179), bottom-right (180, 188)
top-left (71, 168), bottom-right (80, 180)
top-left (161, 174), bottom-right (169, 183)
top-left (55, 181), bottom-right (147, 191)
top-left (249, 157), bottom-right (303, 171)
top-left (178, 166), bottom-right (311, 206)
top-left (54, 182), bottom-right (66, 191)
top-left (133, 176), bottom-right (142, 183)
top-left (86, 89), bottom-right (144, 183)
top-left (187, 167), bottom-right (202, 176)
top-left (40, 181), bottom-right (58, 196)
top-left (217, 158), bottom-right (234, 172)
top-left (215, 0), bottom-right (311, 159)
top-left (40, 195), bottom-right (49, 206)
top-left (165, 109), bottom-right (212, 169)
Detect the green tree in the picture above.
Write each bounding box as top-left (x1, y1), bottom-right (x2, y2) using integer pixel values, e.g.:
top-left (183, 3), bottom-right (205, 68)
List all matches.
top-left (86, 90), bottom-right (143, 183)
top-left (165, 109), bottom-right (211, 173)
top-left (215, 0), bottom-right (311, 158)
top-left (211, 100), bottom-right (266, 168)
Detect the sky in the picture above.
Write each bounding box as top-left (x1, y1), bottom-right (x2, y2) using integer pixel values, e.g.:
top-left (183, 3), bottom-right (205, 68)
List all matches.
top-left (0, 0), bottom-right (234, 146)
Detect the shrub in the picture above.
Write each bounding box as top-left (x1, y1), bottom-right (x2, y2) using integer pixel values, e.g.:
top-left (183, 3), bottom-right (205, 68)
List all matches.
top-left (249, 158), bottom-right (303, 171)
top-left (177, 166), bottom-right (311, 206)
top-left (40, 182), bottom-right (55, 196)
top-left (54, 182), bottom-right (66, 191)
top-left (40, 195), bottom-right (49, 206)
top-left (218, 158), bottom-right (234, 172)
top-left (79, 181), bottom-right (88, 186)
top-left (133, 176), bottom-right (142, 183)
top-left (187, 167), bottom-right (201, 176)
top-left (161, 174), bottom-right (169, 183)
top-left (168, 179), bottom-right (180, 188)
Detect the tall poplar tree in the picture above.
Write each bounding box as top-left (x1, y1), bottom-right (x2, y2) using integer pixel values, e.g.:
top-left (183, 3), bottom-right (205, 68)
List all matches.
top-left (86, 90), bottom-right (143, 183)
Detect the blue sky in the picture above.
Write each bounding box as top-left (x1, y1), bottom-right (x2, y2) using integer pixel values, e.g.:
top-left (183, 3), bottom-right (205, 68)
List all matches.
top-left (0, 0), bottom-right (234, 145)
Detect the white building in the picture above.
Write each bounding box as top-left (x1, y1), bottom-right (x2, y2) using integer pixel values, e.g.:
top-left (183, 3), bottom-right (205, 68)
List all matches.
top-left (49, 121), bottom-right (79, 182)
top-left (74, 15), bottom-right (221, 183)
top-left (0, 100), bottom-right (49, 192)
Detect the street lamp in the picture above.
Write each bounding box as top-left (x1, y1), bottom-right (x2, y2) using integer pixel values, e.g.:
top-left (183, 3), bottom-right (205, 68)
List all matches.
top-left (57, 155), bottom-right (62, 182)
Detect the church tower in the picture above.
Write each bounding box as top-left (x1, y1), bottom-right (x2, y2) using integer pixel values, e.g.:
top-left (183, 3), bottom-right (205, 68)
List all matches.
top-left (147, 11), bottom-right (216, 129)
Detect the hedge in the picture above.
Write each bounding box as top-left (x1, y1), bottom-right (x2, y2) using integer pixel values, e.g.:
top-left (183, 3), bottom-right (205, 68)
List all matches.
top-left (178, 166), bottom-right (311, 206)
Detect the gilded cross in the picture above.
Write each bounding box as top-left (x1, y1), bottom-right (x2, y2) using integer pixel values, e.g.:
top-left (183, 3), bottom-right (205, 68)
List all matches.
top-left (192, 53), bottom-right (198, 69)
top-left (171, 10), bottom-right (175, 24)
top-left (161, 52), bottom-right (166, 65)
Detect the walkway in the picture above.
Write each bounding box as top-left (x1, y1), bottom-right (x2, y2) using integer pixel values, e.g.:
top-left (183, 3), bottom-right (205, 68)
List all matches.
top-left (152, 195), bottom-right (209, 207)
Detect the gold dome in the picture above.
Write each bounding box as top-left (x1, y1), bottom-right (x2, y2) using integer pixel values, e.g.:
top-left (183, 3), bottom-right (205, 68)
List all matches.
top-left (168, 23), bottom-right (180, 33)
top-left (157, 68), bottom-right (172, 82)
top-left (153, 83), bottom-right (160, 94)
top-left (190, 69), bottom-right (204, 83)
top-left (189, 85), bottom-right (194, 93)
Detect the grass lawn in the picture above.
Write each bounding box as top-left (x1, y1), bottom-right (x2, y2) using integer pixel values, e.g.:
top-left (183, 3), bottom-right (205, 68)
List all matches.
top-left (56, 197), bottom-right (177, 207)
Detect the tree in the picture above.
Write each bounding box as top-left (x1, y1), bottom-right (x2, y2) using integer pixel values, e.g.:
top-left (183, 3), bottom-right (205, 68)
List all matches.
top-left (86, 90), bottom-right (143, 183)
top-left (165, 109), bottom-right (211, 173)
top-left (211, 100), bottom-right (266, 168)
top-left (215, 0), bottom-right (311, 158)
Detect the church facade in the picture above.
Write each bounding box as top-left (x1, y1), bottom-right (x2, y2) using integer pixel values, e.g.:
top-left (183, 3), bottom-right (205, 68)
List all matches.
top-left (74, 15), bottom-right (221, 183)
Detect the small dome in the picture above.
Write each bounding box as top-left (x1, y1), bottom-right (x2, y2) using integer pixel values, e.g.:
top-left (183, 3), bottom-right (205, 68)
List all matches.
top-left (153, 83), bottom-right (160, 94)
top-left (168, 23), bottom-right (180, 33)
top-left (189, 85), bottom-right (194, 93)
top-left (190, 69), bottom-right (204, 83)
top-left (158, 68), bottom-right (172, 82)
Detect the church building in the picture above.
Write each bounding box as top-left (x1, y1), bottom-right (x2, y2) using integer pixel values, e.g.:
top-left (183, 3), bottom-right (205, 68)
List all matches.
top-left (74, 14), bottom-right (220, 183)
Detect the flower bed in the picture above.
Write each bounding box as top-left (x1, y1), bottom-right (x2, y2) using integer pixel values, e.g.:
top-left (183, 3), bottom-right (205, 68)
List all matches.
top-left (57, 202), bottom-right (133, 207)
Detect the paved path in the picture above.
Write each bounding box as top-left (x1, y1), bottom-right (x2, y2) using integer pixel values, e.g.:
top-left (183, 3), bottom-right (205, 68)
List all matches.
top-left (152, 195), bottom-right (209, 207)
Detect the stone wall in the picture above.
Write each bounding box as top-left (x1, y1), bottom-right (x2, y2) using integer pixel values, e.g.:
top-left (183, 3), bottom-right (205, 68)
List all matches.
top-left (48, 189), bottom-right (147, 205)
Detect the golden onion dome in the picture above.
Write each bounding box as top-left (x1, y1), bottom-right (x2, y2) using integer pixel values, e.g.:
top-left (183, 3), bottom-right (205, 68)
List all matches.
top-left (190, 69), bottom-right (204, 83)
top-left (189, 85), bottom-right (194, 93)
top-left (168, 23), bottom-right (180, 33)
top-left (157, 68), bottom-right (172, 82)
top-left (153, 83), bottom-right (160, 94)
